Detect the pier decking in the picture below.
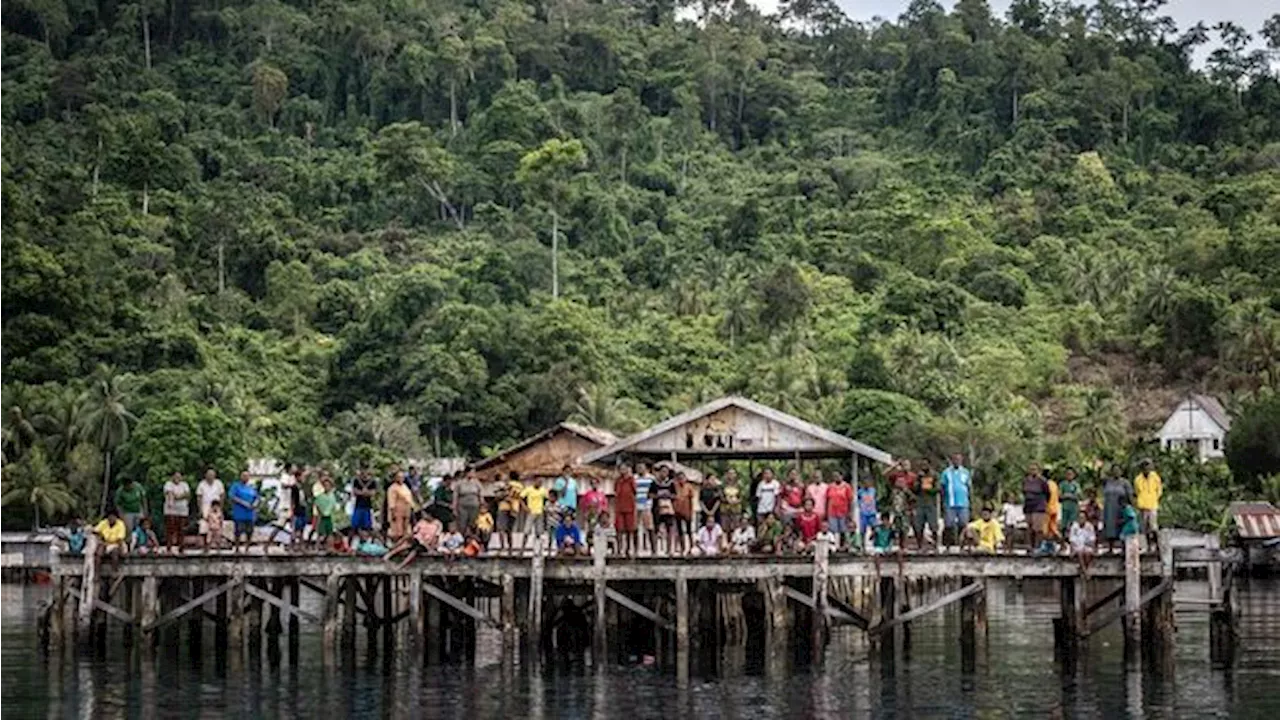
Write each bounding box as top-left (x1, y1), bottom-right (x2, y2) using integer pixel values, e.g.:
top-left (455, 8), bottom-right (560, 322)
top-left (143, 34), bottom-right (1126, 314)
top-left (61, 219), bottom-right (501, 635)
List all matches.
top-left (40, 532), bottom-right (1230, 677)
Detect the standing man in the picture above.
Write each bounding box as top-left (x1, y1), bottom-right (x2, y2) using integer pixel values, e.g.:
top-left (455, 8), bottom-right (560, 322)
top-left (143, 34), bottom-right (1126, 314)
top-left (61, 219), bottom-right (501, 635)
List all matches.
top-left (886, 459), bottom-right (917, 548)
top-left (405, 465), bottom-right (424, 498)
top-left (914, 460), bottom-right (941, 552)
top-left (228, 471), bottom-right (259, 554)
top-left (614, 466), bottom-right (638, 557)
top-left (162, 471), bottom-right (191, 554)
top-left (553, 465), bottom-right (579, 516)
top-left (351, 468), bottom-right (377, 539)
top-left (755, 469), bottom-right (781, 520)
top-left (634, 463), bottom-right (656, 555)
top-left (940, 453), bottom-right (972, 551)
top-left (196, 468), bottom-right (225, 551)
top-left (519, 478), bottom-right (550, 553)
top-left (1134, 459), bottom-right (1163, 547)
top-left (386, 471), bottom-right (417, 542)
top-left (497, 471), bottom-right (524, 554)
top-left (114, 477), bottom-right (148, 533)
top-left (1022, 462), bottom-right (1050, 553)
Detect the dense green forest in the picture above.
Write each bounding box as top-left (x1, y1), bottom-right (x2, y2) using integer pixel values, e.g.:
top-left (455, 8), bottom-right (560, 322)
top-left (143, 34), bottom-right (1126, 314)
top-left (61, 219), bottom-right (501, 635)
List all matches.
top-left (3, 0), bottom-right (1279, 529)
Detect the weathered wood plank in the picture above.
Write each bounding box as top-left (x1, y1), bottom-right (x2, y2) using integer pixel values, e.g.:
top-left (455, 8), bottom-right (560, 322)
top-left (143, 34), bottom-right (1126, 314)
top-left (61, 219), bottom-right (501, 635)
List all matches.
top-left (423, 582), bottom-right (497, 627)
top-left (1084, 584), bottom-right (1125, 617)
top-left (94, 598), bottom-right (134, 625)
top-left (783, 585), bottom-right (866, 627)
top-left (869, 581), bottom-right (982, 634)
top-left (244, 582), bottom-right (321, 624)
top-left (604, 588), bottom-right (672, 629)
top-left (1085, 577), bottom-right (1174, 637)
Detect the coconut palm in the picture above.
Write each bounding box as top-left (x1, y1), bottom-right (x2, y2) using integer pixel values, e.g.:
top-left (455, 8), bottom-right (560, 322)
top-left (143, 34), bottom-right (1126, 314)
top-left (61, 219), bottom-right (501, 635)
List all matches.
top-left (2, 448), bottom-right (76, 529)
top-left (2, 385), bottom-right (41, 462)
top-left (34, 386), bottom-right (84, 464)
top-left (77, 368), bottom-right (138, 514)
top-left (1067, 388), bottom-right (1125, 451)
top-left (569, 385), bottom-right (645, 434)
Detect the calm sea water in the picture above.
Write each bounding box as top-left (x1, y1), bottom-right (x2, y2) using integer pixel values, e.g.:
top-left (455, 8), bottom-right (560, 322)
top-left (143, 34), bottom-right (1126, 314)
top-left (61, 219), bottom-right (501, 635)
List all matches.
top-left (3, 578), bottom-right (1279, 719)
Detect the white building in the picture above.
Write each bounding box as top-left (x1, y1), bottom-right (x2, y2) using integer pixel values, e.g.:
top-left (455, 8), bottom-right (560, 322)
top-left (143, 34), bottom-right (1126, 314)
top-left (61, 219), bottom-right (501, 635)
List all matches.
top-left (1158, 394), bottom-right (1232, 462)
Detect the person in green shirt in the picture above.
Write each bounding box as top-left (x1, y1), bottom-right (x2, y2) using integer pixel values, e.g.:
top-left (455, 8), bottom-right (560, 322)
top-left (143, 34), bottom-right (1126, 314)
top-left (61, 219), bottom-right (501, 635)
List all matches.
top-left (313, 477), bottom-right (338, 551)
top-left (115, 479), bottom-right (148, 533)
top-left (1058, 467), bottom-right (1082, 532)
top-left (754, 512), bottom-right (784, 555)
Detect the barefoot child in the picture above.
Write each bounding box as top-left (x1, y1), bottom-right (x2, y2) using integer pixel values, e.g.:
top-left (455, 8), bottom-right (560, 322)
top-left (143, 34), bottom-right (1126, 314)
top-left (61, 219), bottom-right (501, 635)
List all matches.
top-left (1069, 512), bottom-right (1096, 575)
top-left (204, 501), bottom-right (225, 549)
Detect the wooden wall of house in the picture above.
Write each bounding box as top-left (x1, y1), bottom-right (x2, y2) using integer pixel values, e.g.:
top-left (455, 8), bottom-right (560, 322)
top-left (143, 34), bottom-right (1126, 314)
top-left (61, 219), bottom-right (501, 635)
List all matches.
top-left (479, 432), bottom-right (613, 492)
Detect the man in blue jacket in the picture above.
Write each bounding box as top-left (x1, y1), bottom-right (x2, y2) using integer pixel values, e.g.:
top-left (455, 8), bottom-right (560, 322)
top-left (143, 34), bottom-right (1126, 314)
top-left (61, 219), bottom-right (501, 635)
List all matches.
top-left (940, 453), bottom-right (972, 551)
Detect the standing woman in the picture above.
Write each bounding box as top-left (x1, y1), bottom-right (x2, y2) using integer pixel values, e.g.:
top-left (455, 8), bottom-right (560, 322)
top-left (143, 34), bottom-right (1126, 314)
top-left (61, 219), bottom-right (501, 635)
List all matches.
top-left (1059, 467), bottom-right (1082, 536)
top-left (700, 474), bottom-right (723, 528)
top-left (431, 474), bottom-right (456, 531)
top-left (454, 471), bottom-right (484, 534)
top-left (1101, 464), bottom-right (1134, 554)
top-left (386, 471), bottom-right (416, 543)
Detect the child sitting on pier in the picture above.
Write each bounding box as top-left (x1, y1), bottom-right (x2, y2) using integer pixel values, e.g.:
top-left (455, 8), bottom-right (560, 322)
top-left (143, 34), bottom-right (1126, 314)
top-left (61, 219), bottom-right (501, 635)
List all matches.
top-left (204, 501), bottom-right (225, 550)
top-left (129, 516), bottom-right (160, 554)
top-left (755, 512), bottom-right (784, 554)
top-left (60, 518), bottom-right (87, 556)
top-left (354, 529), bottom-right (388, 557)
top-left (730, 513), bottom-right (755, 555)
top-left (440, 530), bottom-right (465, 556)
top-left (385, 513), bottom-right (441, 568)
top-left (1000, 494), bottom-right (1025, 553)
top-left (870, 511), bottom-right (903, 575)
top-left (1068, 512), bottom-right (1096, 575)
top-left (474, 505), bottom-right (494, 548)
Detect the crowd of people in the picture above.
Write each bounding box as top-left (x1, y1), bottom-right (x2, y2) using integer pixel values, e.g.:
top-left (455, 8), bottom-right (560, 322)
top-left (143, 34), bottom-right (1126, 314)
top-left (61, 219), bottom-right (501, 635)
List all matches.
top-left (63, 454), bottom-right (1165, 576)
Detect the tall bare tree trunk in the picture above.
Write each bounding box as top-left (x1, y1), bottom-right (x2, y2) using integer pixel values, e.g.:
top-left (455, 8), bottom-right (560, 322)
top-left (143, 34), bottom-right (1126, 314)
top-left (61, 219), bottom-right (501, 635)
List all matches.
top-left (450, 79), bottom-right (458, 136)
top-left (142, 10), bottom-right (152, 70)
top-left (99, 452), bottom-right (112, 516)
top-left (142, 181), bottom-right (150, 215)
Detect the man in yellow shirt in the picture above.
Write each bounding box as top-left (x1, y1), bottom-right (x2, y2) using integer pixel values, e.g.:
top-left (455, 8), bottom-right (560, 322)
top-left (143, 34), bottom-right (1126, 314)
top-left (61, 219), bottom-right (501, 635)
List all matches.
top-left (520, 480), bottom-right (550, 553)
top-left (963, 506), bottom-right (1005, 554)
top-left (497, 472), bottom-right (524, 554)
top-left (1134, 459), bottom-right (1163, 542)
top-left (94, 509), bottom-right (128, 570)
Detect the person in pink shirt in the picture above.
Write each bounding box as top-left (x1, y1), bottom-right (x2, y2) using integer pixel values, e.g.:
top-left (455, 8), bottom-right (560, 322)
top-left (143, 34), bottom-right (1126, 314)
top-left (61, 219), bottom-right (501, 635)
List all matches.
top-left (805, 469), bottom-right (829, 520)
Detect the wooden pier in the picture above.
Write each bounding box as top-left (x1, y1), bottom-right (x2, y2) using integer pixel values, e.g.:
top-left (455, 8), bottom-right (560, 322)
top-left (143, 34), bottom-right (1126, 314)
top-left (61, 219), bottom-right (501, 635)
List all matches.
top-left (43, 533), bottom-right (1218, 675)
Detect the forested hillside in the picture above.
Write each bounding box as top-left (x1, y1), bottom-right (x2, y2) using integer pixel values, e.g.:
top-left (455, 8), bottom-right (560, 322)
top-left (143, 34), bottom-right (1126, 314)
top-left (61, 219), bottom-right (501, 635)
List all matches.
top-left (3, 0), bottom-right (1279, 526)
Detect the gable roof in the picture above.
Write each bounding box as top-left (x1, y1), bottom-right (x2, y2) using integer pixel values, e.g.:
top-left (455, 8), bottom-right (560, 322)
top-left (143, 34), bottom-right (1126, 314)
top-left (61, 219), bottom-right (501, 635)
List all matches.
top-left (581, 396), bottom-right (893, 465)
top-left (471, 422), bottom-right (617, 471)
top-left (1191, 394), bottom-right (1232, 431)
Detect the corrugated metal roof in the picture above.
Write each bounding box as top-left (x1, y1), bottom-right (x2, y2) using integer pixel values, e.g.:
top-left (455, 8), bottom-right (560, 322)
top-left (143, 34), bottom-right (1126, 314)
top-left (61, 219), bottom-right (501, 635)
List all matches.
top-left (1191, 394), bottom-right (1232, 431)
top-left (1230, 502), bottom-right (1280, 540)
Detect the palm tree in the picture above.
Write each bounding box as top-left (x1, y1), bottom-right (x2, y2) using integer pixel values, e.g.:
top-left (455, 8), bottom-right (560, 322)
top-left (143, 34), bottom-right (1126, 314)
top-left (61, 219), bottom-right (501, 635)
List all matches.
top-left (569, 385), bottom-right (645, 434)
top-left (2, 385), bottom-right (41, 462)
top-left (2, 448), bottom-right (76, 529)
top-left (34, 386), bottom-right (83, 464)
top-left (1066, 388), bottom-right (1125, 451)
top-left (77, 368), bottom-right (138, 514)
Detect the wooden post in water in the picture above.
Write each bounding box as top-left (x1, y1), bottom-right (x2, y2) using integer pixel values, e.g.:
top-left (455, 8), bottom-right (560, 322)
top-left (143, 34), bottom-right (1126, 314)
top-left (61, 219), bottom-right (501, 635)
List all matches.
top-left (342, 576), bottom-right (357, 651)
top-left (529, 547), bottom-right (545, 662)
top-left (188, 577), bottom-right (203, 658)
top-left (1058, 575), bottom-right (1085, 656)
top-left (501, 573), bottom-right (517, 660)
top-left (382, 575), bottom-right (394, 654)
top-left (593, 532), bottom-right (608, 662)
top-left (140, 576), bottom-right (159, 655)
top-left (409, 571), bottom-right (423, 649)
top-left (675, 573), bottom-right (689, 685)
top-left (228, 573), bottom-right (245, 651)
top-left (1123, 534), bottom-right (1142, 663)
top-left (1206, 535), bottom-right (1222, 604)
top-left (426, 581), bottom-right (442, 664)
top-left (811, 536), bottom-right (830, 664)
top-left (323, 572), bottom-right (341, 659)
top-left (245, 580), bottom-right (263, 658)
top-left (50, 577), bottom-right (67, 651)
top-left (288, 578), bottom-right (301, 662)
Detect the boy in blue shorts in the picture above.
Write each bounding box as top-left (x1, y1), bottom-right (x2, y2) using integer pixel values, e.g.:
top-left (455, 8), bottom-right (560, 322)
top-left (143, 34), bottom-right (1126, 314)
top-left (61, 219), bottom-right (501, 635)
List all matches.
top-left (857, 477), bottom-right (878, 549)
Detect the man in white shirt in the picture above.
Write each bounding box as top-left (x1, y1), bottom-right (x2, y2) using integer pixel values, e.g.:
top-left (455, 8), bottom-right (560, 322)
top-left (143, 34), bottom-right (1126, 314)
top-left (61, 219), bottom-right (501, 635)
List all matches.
top-left (163, 471), bottom-right (191, 553)
top-left (755, 472), bottom-right (781, 518)
top-left (196, 468), bottom-right (226, 547)
top-left (694, 514), bottom-right (724, 556)
top-left (730, 517), bottom-right (756, 555)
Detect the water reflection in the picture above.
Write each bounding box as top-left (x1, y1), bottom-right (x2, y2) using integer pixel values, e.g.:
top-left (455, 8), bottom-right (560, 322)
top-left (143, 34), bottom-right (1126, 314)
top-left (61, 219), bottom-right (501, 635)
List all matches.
top-left (5, 580), bottom-right (1280, 719)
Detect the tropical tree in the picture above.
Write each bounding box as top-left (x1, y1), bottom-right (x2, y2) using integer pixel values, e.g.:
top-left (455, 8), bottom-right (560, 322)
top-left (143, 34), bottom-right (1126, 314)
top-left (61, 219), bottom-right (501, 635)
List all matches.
top-left (516, 137), bottom-right (588, 298)
top-left (1066, 388), bottom-right (1125, 451)
top-left (2, 448), bottom-right (76, 529)
top-left (77, 369), bottom-right (138, 514)
top-left (568, 385), bottom-right (645, 434)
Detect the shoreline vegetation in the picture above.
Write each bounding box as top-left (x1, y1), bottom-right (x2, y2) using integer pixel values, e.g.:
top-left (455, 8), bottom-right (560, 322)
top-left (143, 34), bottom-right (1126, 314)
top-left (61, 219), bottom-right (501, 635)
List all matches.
top-left (3, 1), bottom-right (1280, 533)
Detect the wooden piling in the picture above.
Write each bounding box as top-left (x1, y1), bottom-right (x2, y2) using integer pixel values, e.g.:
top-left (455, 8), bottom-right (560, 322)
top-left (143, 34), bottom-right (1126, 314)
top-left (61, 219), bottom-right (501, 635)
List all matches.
top-left (323, 572), bottom-right (341, 658)
top-left (246, 580), bottom-right (263, 658)
top-left (140, 576), bottom-right (159, 654)
top-left (501, 573), bottom-right (516, 659)
top-left (593, 534), bottom-right (607, 662)
top-left (228, 573), bottom-right (245, 650)
top-left (342, 576), bottom-right (357, 650)
top-left (288, 578), bottom-right (301, 662)
top-left (529, 549), bottom-right (545, 660)
top-left (675, 573), bottom-right (689, 684)
top-left (187, 577), bottom-right (203, 656)
top-left (811, 536), bottom-right (830, 663)
top-left (1123, 534), bottom-right (1142, 663)
top-left (425, 585), bottom-right (442, 664)
top-left (409, 572), bottom-right (423, 648)
top-left (1058, 575), bottom-right (1084, 654)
